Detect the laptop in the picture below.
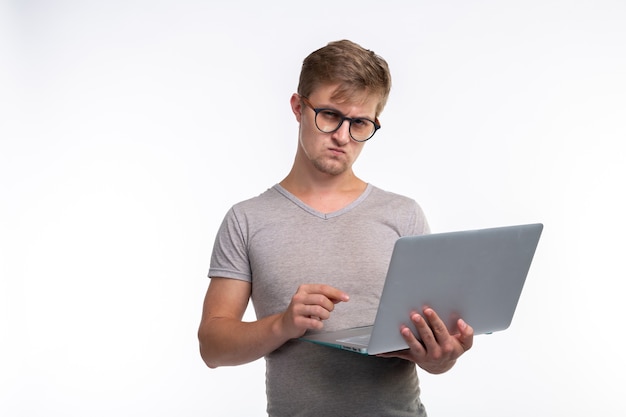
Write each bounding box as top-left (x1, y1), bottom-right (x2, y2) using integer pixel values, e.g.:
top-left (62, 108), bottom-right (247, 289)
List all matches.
top-left (299, 223), bottom-right (543, 355)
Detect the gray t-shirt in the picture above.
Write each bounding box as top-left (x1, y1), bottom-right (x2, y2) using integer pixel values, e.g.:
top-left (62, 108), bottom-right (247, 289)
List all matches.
top-left (209, 184), bottom-right (430, 417)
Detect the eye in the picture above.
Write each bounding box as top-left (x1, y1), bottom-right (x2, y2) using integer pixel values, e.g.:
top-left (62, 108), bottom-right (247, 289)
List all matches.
top-left (351, 118), bottom-right (370, 130)
top-left (319, 110), bottom-right (341, 121)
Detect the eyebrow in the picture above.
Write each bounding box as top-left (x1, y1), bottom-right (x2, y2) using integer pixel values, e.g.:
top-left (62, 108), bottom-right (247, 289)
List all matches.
top-left (317, 104), bottom-right (375, 121)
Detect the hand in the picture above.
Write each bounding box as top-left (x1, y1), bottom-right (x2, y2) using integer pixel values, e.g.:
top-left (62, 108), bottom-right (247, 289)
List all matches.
top-left (278, 284), bottom-right (349, 339)
top-left (378, 308), bottom-right (473, 374)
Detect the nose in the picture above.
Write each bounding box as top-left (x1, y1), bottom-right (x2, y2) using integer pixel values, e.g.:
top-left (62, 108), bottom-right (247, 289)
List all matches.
top-left (330, 119), bottom-right (351, 145)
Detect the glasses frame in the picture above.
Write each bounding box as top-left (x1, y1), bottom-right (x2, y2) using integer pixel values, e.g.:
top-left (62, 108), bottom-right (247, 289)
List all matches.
top-left (300, 96), bottom-right (381, 142)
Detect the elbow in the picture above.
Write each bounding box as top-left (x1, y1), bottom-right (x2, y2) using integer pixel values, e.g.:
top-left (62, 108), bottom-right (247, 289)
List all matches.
top-left (199, 344), bottom-right (220, 369)
top-left (198, 328), bottom-right (221, 369)
top-left (200, 350), bottom-right (220, 369)
top-left (202, 357), bottom-right (219, 370)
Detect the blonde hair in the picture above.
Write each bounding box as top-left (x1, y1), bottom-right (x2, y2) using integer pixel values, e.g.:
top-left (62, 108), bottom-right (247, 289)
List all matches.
top-left (297, 40), bottom-right (392, 116)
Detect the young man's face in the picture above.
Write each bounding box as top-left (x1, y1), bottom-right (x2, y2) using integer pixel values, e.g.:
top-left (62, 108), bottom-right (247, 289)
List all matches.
top-left (291, 83), bottom-right (381, 178)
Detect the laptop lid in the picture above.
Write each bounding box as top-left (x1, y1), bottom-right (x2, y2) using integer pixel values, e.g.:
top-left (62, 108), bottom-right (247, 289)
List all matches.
top-left (365, 223), bottom-right (543, 354)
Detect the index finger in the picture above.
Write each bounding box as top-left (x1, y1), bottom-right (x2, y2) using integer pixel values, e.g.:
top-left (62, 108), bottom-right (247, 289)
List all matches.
top-left (303, 284), bottom-right (350, 303)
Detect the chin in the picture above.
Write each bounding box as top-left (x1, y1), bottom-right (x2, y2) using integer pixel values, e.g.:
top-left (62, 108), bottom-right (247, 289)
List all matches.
top-left (314, 161), bottom-right (350, 176)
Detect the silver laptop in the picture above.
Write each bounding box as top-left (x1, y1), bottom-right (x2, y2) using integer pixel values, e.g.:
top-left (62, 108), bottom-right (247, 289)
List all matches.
top-left (299, 223), bottom-right (543, 355)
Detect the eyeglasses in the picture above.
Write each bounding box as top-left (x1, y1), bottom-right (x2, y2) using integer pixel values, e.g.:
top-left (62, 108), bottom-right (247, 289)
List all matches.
top-left (300, 96), bottom-right (381, 142)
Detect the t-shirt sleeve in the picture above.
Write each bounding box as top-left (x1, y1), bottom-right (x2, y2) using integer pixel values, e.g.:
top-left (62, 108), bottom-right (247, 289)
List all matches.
top-left (409, 200), bottom-right (431, 236)
top-left (208, 206), bottom-right (252, 282)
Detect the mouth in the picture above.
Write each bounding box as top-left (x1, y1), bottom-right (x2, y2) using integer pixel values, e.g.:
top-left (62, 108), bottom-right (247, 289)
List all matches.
top-left (328, 147), bottom-right (345, 155)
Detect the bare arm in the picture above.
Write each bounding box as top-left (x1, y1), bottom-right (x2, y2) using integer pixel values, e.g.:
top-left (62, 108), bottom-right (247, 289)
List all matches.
top-left (198, 277), bottom-right (349, 368)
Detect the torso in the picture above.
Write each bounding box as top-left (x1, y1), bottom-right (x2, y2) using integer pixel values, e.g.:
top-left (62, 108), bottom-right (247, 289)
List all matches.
top-left (208, 184), bottom-right (430, 416)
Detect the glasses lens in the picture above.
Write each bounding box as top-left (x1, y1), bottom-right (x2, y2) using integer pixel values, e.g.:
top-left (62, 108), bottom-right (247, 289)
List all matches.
top-left (314, 110), bottom-right (377, 141)
top-left (315, 110), bottom-right (342, 133)
top-left (349, 119), bottom-right (376, 141)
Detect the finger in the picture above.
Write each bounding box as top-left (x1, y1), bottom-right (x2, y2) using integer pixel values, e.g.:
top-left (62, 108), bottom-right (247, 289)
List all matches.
top-left (293, 290), bottom-right (334, 313)
top-left (302, 293), bottom-right (341, 316)
top-left (378, 323), bottom-right (428, 361)
top-left (422, 308), bottom-right (452, 342)
top-left (400, 325), bottom-right (426, 353)
top-left (292, 305), bottom-right (328, 328)
top-left (456, 319), bottom-right (474, 351)
top-left (304, 302), bottom-right (333, 320)
top-left (411, 312), bottom-right (436, 345)
top-left (291, 297), bottom-right (325, 317)
top-left (305, 316), bottom-right (325, 329)
top-left (303, 284), bottom-right (350, 303)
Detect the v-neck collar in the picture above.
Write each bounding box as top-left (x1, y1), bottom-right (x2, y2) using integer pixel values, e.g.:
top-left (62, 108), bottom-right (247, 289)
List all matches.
top-left (273, 183), bottom-right (373, 220)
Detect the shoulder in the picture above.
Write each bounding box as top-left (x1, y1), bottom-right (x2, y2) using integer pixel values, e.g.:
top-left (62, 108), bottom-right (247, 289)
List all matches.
top-left (366, 184), bottom-right (430, 235)
top-left (367, 184), bottom-right (421, 209)
top-left (218, 185), bottom-right (295, 234)
top-left (227, 186), bottom-right (284, 216)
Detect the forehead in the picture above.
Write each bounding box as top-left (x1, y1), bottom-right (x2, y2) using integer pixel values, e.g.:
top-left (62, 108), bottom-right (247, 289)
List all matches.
top-left (309, 84), bottom-right (381, 116)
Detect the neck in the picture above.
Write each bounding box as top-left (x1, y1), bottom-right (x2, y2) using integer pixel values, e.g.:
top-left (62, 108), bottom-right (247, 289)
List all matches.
top-left (280, 165), bottom-right (367, 214)
top-left (280, 162), bottom-right (365, 194)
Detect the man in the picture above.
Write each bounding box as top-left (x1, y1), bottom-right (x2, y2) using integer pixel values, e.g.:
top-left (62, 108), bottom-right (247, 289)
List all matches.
top-left (198, 40), bottom-right (474, 416)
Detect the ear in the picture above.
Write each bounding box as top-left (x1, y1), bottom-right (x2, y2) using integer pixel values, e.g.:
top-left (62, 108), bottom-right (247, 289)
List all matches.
top-left (290, 93), bottom-right (302, 122)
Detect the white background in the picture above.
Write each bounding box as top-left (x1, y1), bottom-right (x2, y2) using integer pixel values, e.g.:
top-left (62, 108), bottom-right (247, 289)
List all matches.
top-left (1, 0), bottom-right (625, 416)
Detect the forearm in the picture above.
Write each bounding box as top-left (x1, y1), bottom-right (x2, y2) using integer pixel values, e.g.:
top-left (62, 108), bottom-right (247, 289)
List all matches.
top-left (198, 313), bottom-right (288, 368)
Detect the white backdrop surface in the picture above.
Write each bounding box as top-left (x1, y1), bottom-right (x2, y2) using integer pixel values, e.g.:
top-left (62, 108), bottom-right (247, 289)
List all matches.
top-left (1, 1), bottom-right (625, 416)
